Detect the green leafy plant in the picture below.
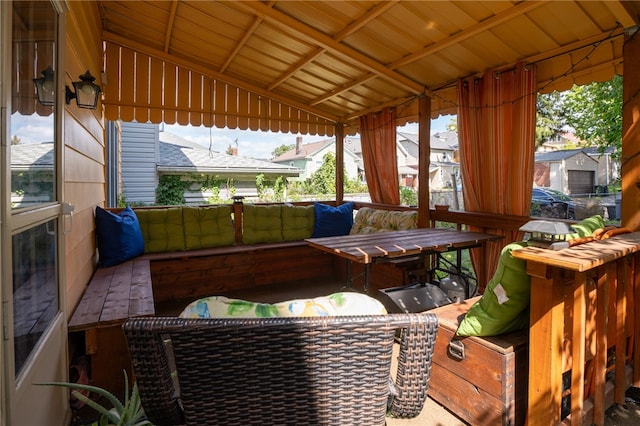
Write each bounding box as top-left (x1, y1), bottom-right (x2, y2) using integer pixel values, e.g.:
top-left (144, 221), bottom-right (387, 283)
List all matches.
top-left (39, 371), bottom-right (151, 426)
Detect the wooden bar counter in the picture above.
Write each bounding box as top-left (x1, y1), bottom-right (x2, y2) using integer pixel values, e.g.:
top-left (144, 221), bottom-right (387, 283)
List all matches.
top-left (513, 232), bottom-right (640, 425)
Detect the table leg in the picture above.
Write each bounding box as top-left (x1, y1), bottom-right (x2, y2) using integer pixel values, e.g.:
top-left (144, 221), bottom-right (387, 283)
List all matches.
top-left (364, 264), bottom-right (370, 294)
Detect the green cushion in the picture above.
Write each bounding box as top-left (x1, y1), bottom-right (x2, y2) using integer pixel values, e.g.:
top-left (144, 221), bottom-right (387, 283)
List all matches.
top-left (182, 206), bottom-right (235, 249)
top-left (135, 207), bottom-right (186, 253)
top-left (570, 214), bottom-right (605, 238)
top-left (281, 204), bottom-right (315, 241)
top-left (456, 241), bottom-right (531, 337)
top-left (242, 204), bottom-right (284, 244)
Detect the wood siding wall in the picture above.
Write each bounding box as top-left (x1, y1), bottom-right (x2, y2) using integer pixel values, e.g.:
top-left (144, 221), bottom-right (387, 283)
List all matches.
top-left (64, 2), bottom-right (106, 316)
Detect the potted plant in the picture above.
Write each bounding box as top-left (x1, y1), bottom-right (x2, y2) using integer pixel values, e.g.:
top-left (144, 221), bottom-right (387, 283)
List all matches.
top-left (39, 370), bottom-right (151, 426)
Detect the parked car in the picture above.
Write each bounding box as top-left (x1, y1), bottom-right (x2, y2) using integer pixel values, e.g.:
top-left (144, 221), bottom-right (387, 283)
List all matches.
top-left (531, 187), bottom-right (576, 219)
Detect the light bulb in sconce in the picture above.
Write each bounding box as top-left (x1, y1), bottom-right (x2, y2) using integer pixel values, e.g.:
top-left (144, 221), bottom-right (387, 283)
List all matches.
top-left (33, 66), bottom-right (56, 106)
top-left (66, 70), bottom-right (102, 109)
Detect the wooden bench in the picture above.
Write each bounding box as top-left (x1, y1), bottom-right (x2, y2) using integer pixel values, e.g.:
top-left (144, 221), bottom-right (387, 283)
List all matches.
top-left (68, 259), bottom-right (154, 393)
top-left (69, 202), bottom-right (429, 393)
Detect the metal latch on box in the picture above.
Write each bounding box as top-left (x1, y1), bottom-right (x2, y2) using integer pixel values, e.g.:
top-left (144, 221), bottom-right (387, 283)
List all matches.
top-left (448, 339), bottom-right (466, 361)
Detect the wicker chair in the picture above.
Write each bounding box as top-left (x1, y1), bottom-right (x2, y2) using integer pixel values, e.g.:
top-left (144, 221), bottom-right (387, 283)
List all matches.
top-left (123, 313), bottom-right (438, 426)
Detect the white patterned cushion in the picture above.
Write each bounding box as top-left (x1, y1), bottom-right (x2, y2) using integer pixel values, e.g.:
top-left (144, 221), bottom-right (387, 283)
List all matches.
top-left (179, 292), bottom-right (387, 318)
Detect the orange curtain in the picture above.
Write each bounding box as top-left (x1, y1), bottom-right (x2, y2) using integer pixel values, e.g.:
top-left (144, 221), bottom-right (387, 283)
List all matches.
top-left (359, 108), bottom-right (400, 205)
top-left (457, 62), bottom-right (537, 287)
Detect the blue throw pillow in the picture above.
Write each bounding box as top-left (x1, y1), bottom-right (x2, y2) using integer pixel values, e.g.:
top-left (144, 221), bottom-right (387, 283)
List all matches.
top-left (312, 202), bottom-right (354, 238)
top-left (95, 206), bottom-right (145, 267)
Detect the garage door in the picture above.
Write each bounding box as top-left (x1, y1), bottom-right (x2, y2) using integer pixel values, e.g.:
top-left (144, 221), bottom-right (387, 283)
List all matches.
top-left (568, 170), bottom-right (594, 195)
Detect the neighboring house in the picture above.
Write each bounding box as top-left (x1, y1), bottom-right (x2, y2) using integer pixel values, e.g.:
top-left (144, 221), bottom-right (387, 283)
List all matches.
top-left (9, 142), bottom-right (54, 208)
top-left (343, 136), bottom-right (417, 188)
top-left (538, 131), bottom-right (584, 152)
top-left (273, 132), bottom-right (460, 191)
top-left (582, 146), bottom-right (619, 190)
top-left (272, 136), bottom-right (361, 182)
top-left (397, 131), bottom-right (459, 190)
top-left (117, 122), bottom-right (301, 204)
top-left (533, 149), bottom-right (600, 195)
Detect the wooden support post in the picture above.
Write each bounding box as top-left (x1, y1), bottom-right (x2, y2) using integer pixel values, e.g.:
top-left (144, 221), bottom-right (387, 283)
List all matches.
top-left (622, 28), bottom-right (640, 231)
top-left (417, 95), bottom-right (431, 228)
top-left (335, 123), bottom-right (345, 204)
top-left (635, 253), bottom-right (640, 386)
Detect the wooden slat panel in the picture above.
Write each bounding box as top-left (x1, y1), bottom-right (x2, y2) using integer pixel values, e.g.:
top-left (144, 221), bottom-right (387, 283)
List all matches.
top-left (614, 258), bottom-right (627, 404)
top-left (214, 80), bottom-right (226, 128)
top-left (190, 73), bottom-right (203, 127)
top-left (571, 272), bottom-right (587, 421)
top-left (176, 67), bottom-right (190, 125)
top-left (129, 260), bottom-right (154, 317)
top-left (118, 47), bottom-right (136, 122)
top-left (226, 85), bottom-right (238, 129)
top-left (134, 54), bottom-right (150, 123)
top-left (202, 76), bottom-right (213, 127)
top-left (593, 265), bottom-right (608, 425)
top-left (68, 267), bottom-right (113, 330)
top-left (237, 87), bottom-right (249, 129)
top-left (100, 262), bottom-right (135, 324)
top-left (163, 63), bottom-right (177, 124)
top-left (149, 56), bottom-right (164, 123)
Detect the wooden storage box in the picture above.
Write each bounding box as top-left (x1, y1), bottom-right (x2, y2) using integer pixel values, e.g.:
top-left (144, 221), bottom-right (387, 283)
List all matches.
top-left (428, 297), bottom-right (529, 426)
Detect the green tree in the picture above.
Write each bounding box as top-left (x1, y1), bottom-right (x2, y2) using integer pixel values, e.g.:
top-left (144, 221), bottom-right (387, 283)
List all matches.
top-left (272, 144), bottom-right (295, 158)
top-left (11, 135), bottom-right (22, 145)
top-left (537, 76), bottom-right (622, 157)
top-left (225, 144), bottom-right (234, 155)
top-left (563, 75), bottom-right (622, 157)
top-left (310, 152), bottom-right (336, 194)
top-left (446, 117), bottom-right (458, 132)
top-left (536, 91), bottom-right (565, 147)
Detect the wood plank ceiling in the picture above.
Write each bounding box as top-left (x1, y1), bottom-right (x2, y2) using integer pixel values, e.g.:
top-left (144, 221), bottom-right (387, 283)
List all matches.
top-left (98, 1), bottom-right (640, 136)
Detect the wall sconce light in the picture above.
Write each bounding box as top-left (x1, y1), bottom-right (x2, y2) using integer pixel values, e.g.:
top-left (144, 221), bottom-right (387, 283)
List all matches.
top-left (66, 70), bottom-right (101, 109)
top-left (33, 66), bottom-right (56, 106)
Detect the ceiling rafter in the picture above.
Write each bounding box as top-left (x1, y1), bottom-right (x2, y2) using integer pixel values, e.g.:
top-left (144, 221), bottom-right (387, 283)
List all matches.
top-left (389, 0), bottom-right (548, 70)
top-left (163, 0), bottom-right (178, 53)
top-left (267, 0), bottom-right (399, 92)
top-left (310, 74), bottom-right (377, 106)
top-left (220, 1), bottom-right (275, 74)
top-left (103, 31), bottom-right (341, 123)
top-left (237, 0), bottom-right (427, 96)
top-left (316, 1), bottom-right (548, 108)
top-left (602, 1), bottom-right (638, 28)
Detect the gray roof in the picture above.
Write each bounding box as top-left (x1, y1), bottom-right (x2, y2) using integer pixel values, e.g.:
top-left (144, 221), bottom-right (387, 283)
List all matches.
top-left (535, 149), bottom-right (587, 162)
top-left (158, 133), bottom-right (301, 176)
top-left (10, 142), bottom-right (54, 170)
top-left (396, 131), bottom-right (458, 150)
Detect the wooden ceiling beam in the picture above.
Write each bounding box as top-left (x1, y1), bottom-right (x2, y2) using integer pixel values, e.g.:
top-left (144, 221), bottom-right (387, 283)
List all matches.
top-left (389, 0), bottom-right (548, 69)
top-left (238, 0), bottom-right (425, 95)
top-left (221, 1), bottom-right (274, 74)
top-left (267, 1), bottom-right (398, 92)
top-left (163, 0), bottom-right (178, 54)
top-left (602, 1), bottom-right (639, 28)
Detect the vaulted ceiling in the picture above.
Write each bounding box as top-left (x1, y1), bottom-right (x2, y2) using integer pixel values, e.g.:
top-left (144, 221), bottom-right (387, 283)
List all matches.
top-left (98, 1), bottom-right (640, 135)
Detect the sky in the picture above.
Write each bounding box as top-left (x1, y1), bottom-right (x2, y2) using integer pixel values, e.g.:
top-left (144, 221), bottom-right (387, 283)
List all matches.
top-left (164, 114), bottom-right (456, 160)
top-left (10, 111), bottom-right (455, 158)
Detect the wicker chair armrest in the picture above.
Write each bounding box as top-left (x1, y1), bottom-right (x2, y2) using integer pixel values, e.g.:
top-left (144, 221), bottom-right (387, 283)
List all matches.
top-left (389, 312), bottom-right (439, 418)
top-left (123, 318), bottom-right (184, 425)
